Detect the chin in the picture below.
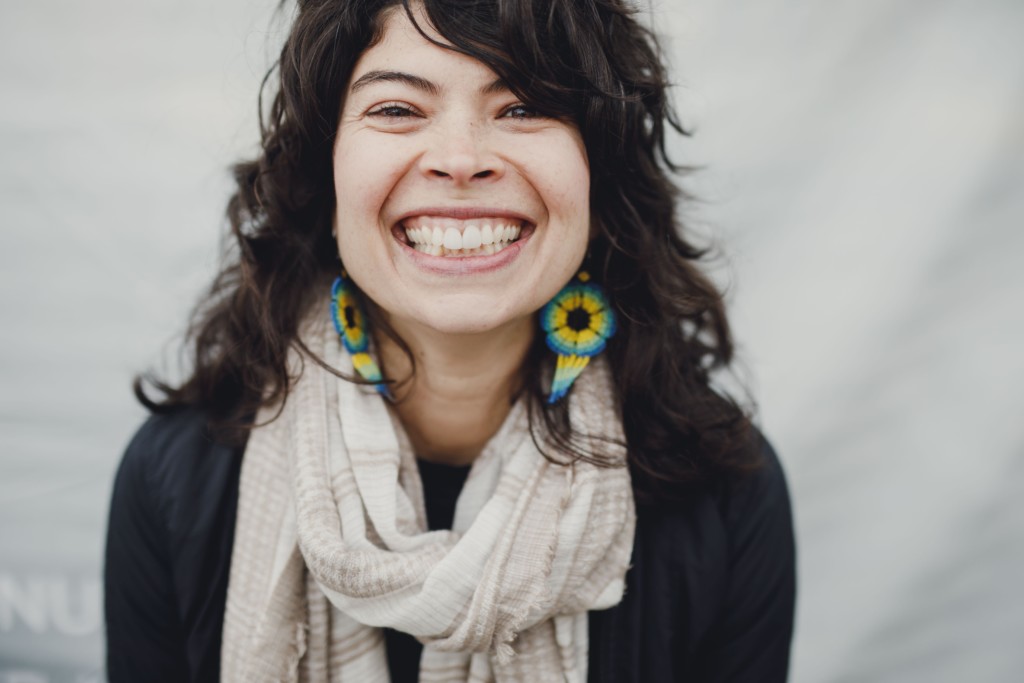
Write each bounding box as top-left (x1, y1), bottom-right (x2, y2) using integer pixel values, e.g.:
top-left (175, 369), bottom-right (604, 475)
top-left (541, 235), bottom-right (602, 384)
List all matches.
top-left (394, 295), bottom-right (531, 338)
top-left (419, 310), bottom-right (524, 337)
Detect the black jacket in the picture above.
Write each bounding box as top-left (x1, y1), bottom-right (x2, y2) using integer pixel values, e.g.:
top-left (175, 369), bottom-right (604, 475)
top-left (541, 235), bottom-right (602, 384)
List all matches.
top-left (105, 408), bottom-right (796, 682)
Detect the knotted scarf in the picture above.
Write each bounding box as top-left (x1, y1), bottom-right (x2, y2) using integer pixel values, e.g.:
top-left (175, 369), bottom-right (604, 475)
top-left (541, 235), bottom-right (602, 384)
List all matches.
top-left (221, 316), bottom-right (635, 682)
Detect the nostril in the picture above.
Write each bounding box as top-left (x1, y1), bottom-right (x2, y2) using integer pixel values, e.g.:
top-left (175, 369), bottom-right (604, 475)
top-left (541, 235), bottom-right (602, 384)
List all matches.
top-left (428, 169), bottom-right (495, 180)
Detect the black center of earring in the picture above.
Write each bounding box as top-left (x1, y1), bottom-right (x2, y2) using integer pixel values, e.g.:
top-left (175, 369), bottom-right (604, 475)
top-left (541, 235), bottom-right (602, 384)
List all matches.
top-left (567, 308), bottom-right (591, 332)
top-left (344, 306), bottom-right (358, 330)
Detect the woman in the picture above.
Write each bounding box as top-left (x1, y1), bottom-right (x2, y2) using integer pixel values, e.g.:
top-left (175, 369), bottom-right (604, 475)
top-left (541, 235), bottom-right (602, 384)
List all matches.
top-left (105, 0), bottom-right (796, 681)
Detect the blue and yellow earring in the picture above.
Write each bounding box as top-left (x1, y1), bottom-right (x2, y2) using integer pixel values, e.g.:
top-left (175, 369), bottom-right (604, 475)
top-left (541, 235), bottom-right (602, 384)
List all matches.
top-left (330, 273), bottom-right (389, 397)
top-left (540, 271), bottom-right (617, 403)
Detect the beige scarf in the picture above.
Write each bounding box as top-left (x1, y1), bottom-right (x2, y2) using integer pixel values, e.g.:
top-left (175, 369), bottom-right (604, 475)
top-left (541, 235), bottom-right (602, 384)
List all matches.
top-left (221, 316), bottom-right (635, 682)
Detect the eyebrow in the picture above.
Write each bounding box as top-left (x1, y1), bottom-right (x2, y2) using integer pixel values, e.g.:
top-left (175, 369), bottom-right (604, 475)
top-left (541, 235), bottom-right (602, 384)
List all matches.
top-left (349, 70), bottom-right (510, 97)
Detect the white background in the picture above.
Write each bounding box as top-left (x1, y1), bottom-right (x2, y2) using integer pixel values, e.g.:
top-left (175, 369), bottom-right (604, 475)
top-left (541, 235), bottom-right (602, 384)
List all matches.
top-left (1, 1), bottom-right (1022, 681)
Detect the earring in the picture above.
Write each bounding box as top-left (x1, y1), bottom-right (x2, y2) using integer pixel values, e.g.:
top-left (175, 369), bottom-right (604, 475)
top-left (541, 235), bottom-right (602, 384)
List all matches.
top-left (330, 273), bottom-right (389, 396)
top-left (540, 271), bottom-right (617, 403)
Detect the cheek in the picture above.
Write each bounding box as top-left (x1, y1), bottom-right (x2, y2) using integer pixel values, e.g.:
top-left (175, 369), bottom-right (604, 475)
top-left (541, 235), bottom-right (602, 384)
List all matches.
top-left (547, 142), bottom-right (591, 282)
top-left (333, 141), bottom-right (388, 280)
top-left (529, 136), bottom-right (590, 220)
top-left (332, 133), bottom-right (409, 222)
top-left (331, 133), bottom-right (420, 301)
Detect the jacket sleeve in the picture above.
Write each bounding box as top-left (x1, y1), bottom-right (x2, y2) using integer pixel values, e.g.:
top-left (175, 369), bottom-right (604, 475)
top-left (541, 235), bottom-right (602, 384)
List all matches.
top-left (694, 435), bottom-right (797, 682)
top-left (104, 417), bottom-right (190, 682)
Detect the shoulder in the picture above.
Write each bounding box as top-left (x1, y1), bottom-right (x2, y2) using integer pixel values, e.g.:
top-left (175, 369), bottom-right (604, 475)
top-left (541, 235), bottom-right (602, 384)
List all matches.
top-left (121, 407), bottom-right (220, 477)
top-left (121, 406), bottom-right (239, 483)
top-left (595, 430), bottom-right (795, 679)
top-left (106, 408), bottom-right (242, 681)
top-left (692, 430), bottom-right (796, 678)
top-left (114, 407), bottom-right (242, 536)
top-left (717, 431), bottom-right (793, 542)
top-left (711, 430), bottom-right (796, 617)
top-left (627, 427), bottom-right (795, 600)
top-left (638, 429), bottom-right (796, 619)
top-left (636, 427), bottom-right (793, 547)
top-left (658, 427), bottom-right (795, 579)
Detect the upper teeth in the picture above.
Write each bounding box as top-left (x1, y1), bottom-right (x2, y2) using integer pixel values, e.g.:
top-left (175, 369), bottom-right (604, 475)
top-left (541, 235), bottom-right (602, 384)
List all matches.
top-left (403, 218), bottom-right (523, 252)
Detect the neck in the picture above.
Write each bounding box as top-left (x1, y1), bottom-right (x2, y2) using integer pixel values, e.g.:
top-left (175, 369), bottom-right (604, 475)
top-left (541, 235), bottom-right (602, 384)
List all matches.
top-left (376, 316), bottom-right (534, 466)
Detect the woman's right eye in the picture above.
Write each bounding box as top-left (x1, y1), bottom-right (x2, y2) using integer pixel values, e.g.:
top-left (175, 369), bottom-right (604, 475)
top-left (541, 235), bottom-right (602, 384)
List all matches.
top-left (367, 102), bottom-right (420, 118)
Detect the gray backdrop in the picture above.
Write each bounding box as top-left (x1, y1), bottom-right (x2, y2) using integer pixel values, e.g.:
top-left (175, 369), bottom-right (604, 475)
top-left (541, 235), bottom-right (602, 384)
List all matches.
top-left (2, 1), bottom-right (1021, 681)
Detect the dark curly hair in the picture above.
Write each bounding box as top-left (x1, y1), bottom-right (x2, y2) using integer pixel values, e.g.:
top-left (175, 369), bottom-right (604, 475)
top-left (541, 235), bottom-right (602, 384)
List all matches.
top-left (136, 0), bottom-right (757, 506)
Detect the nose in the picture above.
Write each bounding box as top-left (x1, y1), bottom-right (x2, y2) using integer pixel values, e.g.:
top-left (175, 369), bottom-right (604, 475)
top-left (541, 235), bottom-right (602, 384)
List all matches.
top-left (418, 121), bottom-right (504, 184)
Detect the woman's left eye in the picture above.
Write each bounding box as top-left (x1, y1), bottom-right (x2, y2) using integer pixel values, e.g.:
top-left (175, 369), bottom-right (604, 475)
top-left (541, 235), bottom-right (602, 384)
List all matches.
top-left (500, 103), bottom-right (542, 120)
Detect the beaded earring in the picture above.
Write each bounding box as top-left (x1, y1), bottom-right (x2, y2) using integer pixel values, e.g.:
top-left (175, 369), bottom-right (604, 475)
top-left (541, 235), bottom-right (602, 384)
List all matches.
top-left (330, 273), bottom-right (389, 397)
top-left (539, 271), bottom-right (617, 403)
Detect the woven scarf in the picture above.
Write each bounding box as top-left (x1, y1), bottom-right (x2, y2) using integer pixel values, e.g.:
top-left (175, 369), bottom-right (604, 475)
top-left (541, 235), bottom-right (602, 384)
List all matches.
top-left (221, 316), bottom-right (635, 682)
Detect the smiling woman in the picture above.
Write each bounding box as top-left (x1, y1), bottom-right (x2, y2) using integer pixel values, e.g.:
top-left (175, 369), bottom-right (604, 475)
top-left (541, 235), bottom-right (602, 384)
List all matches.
top-left (105, 1), bottom-right (795, 682)
top-left (333, 7), bottom-right (590, 339)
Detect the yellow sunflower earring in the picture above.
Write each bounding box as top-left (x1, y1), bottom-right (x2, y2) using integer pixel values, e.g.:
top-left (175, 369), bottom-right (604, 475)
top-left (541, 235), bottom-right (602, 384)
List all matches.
top-left (540, 271), bottom-right (617, 403)
top-left (330, 272), bottom-right (389, 397)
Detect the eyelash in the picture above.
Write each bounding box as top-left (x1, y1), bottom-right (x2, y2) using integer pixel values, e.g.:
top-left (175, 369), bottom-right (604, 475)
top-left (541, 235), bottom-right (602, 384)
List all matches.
top-left (367, 102), bottom-right (420, 118)
top-left (499, 103), bottom-right (541, 119)
top-left (365, 102), bottom-right (542, 120)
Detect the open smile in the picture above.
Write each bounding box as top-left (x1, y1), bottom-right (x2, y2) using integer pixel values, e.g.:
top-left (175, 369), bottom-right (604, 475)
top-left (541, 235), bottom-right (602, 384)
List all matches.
top-left (396, 216), bottom-right (529, 257)
top-left (391, 209), bottom-right (536, 275)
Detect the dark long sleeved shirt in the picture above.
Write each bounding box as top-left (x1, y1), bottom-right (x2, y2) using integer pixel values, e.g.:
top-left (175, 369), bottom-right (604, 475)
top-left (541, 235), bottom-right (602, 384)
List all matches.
top-left (105, 408), bottom-right (796, 681)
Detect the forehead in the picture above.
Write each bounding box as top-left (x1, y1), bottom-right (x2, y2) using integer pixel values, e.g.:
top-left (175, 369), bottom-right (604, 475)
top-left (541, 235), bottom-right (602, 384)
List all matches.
top-left (348, 7), bottom-right (502, 92)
